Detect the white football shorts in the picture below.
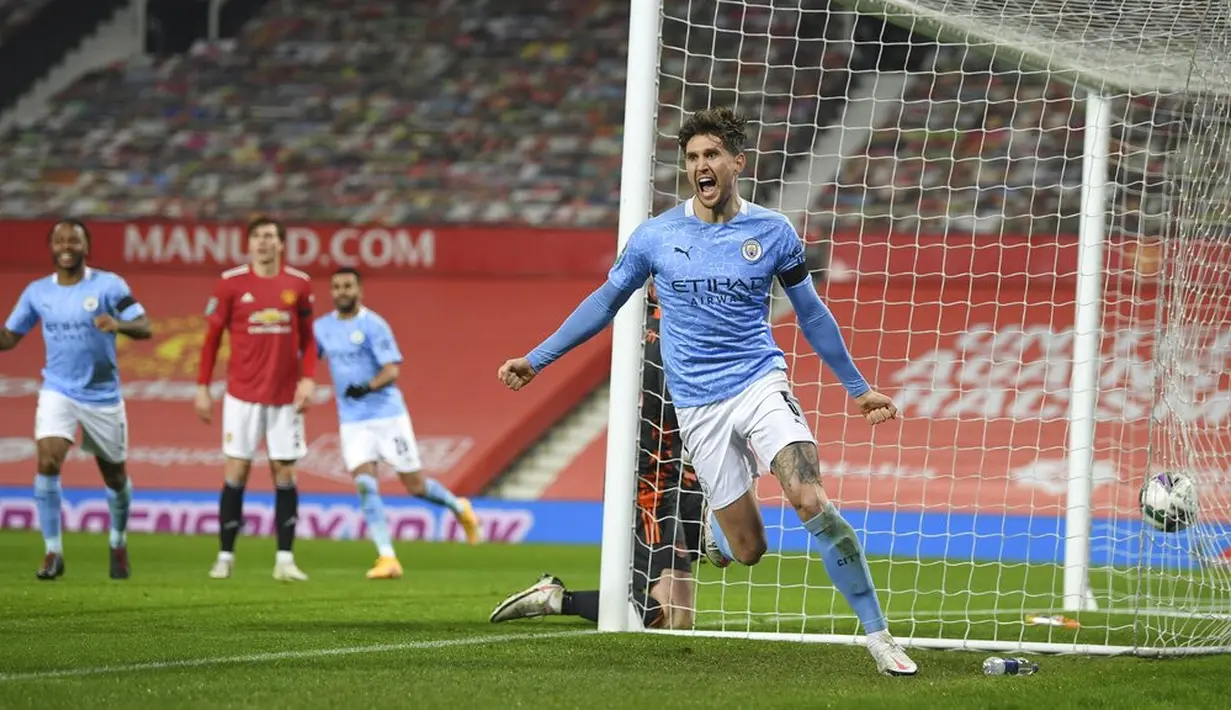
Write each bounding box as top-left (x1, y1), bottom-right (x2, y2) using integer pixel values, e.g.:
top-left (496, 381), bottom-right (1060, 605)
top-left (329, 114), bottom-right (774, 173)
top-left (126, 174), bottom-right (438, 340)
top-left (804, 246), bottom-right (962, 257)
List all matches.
top-left (35, 389), bottom-right (129, 464)
top-left (222, 393), bottom-right (306, 461)
top-left (675, 370), bottom-right (816, 511)
top-left (338, 414), bottom-right (423, 473)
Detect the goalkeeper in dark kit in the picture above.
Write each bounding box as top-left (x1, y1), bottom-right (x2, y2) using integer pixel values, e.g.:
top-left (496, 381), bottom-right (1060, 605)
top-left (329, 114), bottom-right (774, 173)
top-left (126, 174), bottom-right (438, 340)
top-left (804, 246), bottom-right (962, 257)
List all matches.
top-left (489, 286), bottom-right (713, 630)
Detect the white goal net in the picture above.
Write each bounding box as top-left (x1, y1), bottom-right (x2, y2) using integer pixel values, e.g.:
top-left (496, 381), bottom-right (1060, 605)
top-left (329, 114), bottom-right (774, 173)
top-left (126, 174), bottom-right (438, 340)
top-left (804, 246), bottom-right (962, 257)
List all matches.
top-left (603, 0), bottom-right (1231, 655)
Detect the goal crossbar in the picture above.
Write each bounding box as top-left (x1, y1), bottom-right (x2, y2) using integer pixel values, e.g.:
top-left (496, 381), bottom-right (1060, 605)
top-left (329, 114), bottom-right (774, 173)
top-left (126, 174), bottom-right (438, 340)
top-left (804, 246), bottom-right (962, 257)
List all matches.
top-left (843, 0), bottom-right (1231, 95)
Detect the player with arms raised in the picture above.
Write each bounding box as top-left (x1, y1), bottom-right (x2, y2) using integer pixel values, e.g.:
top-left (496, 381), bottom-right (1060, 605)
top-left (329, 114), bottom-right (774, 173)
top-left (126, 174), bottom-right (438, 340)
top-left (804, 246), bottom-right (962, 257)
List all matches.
top-left (498, 107), bottom-right (917, 676)
top-left (0, 220), bottom-right (151, 580)
top-left (314, 267), bottom-right (482, 579)
top-left (491, 288), bottom-right (702, 629)
top-left (195, 216), bottom-right (317, 582)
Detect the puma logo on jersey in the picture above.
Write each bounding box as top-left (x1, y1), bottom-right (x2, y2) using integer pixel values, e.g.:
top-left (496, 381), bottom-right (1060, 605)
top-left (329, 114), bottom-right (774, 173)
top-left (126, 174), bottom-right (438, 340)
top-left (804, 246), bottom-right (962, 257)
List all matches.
top-left (674, 246), bottom-right (692, 259)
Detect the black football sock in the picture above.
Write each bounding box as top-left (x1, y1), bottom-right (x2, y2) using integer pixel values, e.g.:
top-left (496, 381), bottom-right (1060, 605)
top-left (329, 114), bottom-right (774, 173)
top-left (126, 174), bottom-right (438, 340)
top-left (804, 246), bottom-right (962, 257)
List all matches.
top-left (561, 590), bottom-right (600, 622)
top-left (560, 590), bottom-right (663, 627)
top-left (274, 483), bottom-right (299, 553)
top-left (219, 482), bottom-right (245, 553)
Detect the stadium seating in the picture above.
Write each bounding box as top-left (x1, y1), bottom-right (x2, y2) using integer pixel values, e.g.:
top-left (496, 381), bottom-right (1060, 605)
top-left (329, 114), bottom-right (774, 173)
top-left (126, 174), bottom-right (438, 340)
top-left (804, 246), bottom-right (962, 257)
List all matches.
top-left (0, 0), bottom-right (853, 226)
top-left (814, 45), bottom-right (1176, 239)
top-left (0, 0), bottom-right (46, 46)
top-left (653, 0), bottom-right (853, 212)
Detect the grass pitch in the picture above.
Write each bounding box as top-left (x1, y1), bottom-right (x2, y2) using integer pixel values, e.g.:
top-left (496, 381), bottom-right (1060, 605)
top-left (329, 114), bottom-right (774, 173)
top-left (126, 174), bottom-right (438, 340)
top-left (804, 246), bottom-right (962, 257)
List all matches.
top-left (0, 531), bottom-right (1225, 709)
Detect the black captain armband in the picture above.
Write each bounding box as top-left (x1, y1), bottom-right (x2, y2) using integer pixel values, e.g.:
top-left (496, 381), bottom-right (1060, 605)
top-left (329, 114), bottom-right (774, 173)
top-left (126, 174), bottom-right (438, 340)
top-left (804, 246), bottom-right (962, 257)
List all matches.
top-left (116, 296), bottom-right (138, 313)
top-left (777, 262), bottom-right (810, 288)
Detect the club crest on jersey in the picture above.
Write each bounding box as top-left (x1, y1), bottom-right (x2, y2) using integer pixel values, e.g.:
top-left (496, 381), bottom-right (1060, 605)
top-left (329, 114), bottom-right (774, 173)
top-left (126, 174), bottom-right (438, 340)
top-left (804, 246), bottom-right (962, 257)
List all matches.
top-left (349, 330), bottom-right (365, 345)
top-left (741, 238), bottom-right (763, 263)
top-left (82, 297), bottom-right (99, 312)
top-left (281, 289), bottom-right (297, 306)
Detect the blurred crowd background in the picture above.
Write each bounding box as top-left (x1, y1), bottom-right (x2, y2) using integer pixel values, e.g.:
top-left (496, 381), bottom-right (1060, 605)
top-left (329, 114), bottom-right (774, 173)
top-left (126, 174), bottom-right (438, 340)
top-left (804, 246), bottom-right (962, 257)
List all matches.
top-left (0, 0), bottom-right (1191, 241)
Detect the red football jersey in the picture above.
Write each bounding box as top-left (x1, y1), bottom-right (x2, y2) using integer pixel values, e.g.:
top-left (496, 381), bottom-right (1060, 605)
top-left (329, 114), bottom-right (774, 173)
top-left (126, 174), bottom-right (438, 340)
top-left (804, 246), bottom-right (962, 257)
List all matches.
top-left (197, 264), bottom-right (316, 405)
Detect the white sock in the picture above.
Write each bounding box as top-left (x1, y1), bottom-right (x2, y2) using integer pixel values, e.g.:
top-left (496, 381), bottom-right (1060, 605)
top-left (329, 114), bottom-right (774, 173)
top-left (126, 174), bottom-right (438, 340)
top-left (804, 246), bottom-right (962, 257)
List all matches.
top-left (217, 551), bottom-right (235, 563)
top-left (275, 550), bottom-right (295, 565)
top-left (377, 544), bottom-right (396, 558)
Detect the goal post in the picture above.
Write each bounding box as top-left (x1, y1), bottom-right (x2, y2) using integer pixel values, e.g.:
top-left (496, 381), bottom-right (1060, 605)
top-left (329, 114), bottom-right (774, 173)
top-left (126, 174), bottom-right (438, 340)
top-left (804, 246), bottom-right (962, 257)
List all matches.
top-left (596, 0), bottom-right (661, 633)
top-left (1064, 89), bottom-right (1110, 614)
top-left (601, 0), bottom-right (1231, 655)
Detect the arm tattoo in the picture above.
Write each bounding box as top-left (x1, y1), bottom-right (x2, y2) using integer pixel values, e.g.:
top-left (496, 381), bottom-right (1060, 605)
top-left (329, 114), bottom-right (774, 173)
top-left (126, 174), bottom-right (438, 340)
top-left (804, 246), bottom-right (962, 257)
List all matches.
top-left (770, 441), bottom-right (822, 490)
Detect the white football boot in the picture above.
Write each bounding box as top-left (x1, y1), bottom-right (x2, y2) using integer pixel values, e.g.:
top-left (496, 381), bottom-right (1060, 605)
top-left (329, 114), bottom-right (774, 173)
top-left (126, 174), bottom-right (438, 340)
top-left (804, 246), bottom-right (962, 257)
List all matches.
top-left (866, 630), bottom-right (918, 676)
top-left (489, 573), bottom-right (564, 622)
top-left (208, 556), bottom-right (233, 579)
top-left (273, 560), bottom-right (309, 582)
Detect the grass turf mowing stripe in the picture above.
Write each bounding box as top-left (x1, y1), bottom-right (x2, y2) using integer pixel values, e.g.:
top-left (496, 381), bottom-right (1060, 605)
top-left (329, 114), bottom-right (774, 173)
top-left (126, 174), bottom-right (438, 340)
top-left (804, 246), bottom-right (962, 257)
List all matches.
top-left (0, 630), bottom-right (597, 683)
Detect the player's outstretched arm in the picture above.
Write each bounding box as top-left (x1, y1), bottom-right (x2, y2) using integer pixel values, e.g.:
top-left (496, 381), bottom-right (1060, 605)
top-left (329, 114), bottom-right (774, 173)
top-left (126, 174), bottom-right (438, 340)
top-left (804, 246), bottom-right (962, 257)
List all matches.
top-left (500, 228), bottom-right (651, 392)
top-left (497, 280), bottom-right (638, 391)
top-left (780, 270), bottom-right (897, 425)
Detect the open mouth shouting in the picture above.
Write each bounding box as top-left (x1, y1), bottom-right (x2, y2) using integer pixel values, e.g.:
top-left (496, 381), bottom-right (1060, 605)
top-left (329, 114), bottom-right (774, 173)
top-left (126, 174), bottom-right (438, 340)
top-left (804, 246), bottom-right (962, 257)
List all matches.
top-left (55, 250), bottom-right (82, 269)
top-left (696, 174), bottom-right (718, 201)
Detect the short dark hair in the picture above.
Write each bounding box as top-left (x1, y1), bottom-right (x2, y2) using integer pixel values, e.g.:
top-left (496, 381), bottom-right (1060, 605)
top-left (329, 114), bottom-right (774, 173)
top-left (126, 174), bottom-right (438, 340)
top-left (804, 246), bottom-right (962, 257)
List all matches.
top-left (246, 215), bottom-right (286, 243)
top-left (48, 219), bottom-right (91, 247)
top-left (332, 266), bottom-right (362, 283)
top-left (677, 106), bottom-right (748, 156)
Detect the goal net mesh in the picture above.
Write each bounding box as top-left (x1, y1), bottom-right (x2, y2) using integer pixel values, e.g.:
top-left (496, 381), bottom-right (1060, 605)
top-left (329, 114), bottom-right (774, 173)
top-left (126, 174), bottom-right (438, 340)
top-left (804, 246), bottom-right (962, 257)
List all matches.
top-left (635, 0), bottom-right (1231, 654)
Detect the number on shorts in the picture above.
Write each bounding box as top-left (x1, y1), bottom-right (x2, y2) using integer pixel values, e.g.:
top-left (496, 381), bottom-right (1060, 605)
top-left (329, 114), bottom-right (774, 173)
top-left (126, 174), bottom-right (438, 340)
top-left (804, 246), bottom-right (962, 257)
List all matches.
top-left (393, 437), bottom-right (409, 456)
top-left (781, 391), bottom-right (804, 421)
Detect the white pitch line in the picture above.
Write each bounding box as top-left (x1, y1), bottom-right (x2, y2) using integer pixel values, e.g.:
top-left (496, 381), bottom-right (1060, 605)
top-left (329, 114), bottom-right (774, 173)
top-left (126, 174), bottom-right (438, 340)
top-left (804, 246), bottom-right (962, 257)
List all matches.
top-left (0, 629), bottom-right (596, 683)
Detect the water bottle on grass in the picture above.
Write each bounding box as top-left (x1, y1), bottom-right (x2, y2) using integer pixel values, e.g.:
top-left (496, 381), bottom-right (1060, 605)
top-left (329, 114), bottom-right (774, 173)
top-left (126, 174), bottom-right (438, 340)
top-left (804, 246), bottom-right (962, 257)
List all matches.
top-left (982, 657), bottom-right (1039, 676)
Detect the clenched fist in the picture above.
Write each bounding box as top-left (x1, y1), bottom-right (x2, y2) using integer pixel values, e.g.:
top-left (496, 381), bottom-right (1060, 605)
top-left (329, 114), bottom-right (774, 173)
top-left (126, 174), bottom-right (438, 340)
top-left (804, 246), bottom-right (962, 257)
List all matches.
top-left (497, 358), bottom-right (537, 391)
top-left (855, 389), bottom-right (898, 426)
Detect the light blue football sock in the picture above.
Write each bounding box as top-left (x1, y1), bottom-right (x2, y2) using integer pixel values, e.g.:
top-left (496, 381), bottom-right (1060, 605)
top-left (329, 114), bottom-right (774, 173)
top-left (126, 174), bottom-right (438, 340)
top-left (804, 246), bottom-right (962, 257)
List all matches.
top-left (34, 473), bottom-right (63, 554)
top-left (105, 477), bottom-right (133, 549)
top-left (355, 474), bottom-right (395, 558)
top-left (419, 477), bottom-right (462, 515)
top-left (804, 502), bottom-right (888, 634)
top-left (707, 510), bottom-right (735, 561)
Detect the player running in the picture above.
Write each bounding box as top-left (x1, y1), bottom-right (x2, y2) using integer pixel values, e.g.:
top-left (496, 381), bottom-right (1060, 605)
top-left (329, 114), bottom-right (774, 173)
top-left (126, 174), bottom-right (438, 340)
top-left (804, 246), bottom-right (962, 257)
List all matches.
top-left (491, 289), bottom-right (704, 629)
top-left (497, 107), bottom-right (917, 676)
top-left (195, 216), bottom-right (317, 582)
top-left (0, 220), bottom-right (151, 580)
top-left (313, 267), bottom-right (482, 579)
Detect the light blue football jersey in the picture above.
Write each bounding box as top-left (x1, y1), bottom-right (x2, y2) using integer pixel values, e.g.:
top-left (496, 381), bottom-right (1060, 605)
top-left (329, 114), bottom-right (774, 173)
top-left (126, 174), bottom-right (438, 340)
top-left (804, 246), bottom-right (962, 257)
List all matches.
top-left (313, 308), bottom-right (407, 424)
top-left (5, 268), bottom-right (146, 405)
top-left (608, 198), bottom-right (806, 408)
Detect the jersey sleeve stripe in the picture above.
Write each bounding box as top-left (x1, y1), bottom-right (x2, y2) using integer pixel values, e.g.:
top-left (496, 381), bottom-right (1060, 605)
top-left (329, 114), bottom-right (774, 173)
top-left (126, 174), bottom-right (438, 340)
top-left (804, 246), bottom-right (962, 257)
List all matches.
top-left (221, 265), bottom-right (250, 279)
top-left (284, 266), bottom-right (311, 281)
